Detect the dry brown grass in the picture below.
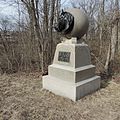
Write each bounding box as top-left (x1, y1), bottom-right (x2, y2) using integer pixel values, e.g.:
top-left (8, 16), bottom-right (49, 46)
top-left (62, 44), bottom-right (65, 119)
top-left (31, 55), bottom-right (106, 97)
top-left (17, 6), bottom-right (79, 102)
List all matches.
top-left (0, 73), bottom-right (120, 120)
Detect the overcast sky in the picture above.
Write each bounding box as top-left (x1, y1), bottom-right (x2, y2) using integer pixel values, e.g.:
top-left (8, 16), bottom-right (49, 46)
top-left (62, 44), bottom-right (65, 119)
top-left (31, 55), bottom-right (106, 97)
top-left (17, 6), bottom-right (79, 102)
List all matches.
top-left (0, 0), bottom-right (70, 17)
top-left (0, 1), bottom-right (17, 17)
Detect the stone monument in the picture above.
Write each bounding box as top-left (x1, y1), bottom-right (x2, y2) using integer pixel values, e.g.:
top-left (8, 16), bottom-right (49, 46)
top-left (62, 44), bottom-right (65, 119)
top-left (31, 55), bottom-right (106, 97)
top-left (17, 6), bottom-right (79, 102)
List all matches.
top-left (43, 8), bottom-right (100, 101)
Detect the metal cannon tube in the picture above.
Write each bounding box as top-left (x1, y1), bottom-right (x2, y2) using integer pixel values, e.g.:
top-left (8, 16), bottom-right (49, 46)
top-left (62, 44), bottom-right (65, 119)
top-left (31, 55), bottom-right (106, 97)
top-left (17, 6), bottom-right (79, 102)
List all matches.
top-left (55, 8), bottom-right (89, 39)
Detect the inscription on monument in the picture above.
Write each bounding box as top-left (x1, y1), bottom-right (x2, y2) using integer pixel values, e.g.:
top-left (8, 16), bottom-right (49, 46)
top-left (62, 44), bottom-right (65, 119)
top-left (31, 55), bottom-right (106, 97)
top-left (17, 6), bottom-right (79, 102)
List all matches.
top-left (58, 51), bottom-right (71, 62)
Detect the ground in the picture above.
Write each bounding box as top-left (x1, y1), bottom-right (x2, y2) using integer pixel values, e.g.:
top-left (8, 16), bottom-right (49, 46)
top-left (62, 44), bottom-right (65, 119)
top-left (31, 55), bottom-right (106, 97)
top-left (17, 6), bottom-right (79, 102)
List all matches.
top-left (0, 73), bottom-right (120, 120)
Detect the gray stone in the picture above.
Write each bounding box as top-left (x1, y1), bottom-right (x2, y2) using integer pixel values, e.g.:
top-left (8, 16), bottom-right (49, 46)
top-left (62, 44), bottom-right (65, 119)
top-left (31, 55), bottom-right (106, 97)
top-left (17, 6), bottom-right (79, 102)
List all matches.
top-left (42, 38), bottom-right (100, 101)
top-left (42, 8), bottom-right (100, 101)
top-left (66, 8), bottom-right (89, 38)
top-left (43, 75), bottom-right (100, 101)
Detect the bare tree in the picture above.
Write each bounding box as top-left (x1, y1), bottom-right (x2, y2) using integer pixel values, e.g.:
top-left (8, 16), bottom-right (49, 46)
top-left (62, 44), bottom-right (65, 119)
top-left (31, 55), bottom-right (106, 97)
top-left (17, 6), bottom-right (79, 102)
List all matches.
top-left (107, 0), bottom-right (119, 74)
top-left (1, 0), bottom-right (120, 75)
top-left (99, 0), bottom-right (105, 55)
top-left (20, 0), bottom-right (59, 73)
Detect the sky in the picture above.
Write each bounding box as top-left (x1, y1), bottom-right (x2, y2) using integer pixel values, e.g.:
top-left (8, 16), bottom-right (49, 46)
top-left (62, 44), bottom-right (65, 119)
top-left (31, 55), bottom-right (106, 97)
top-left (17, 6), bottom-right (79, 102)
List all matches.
top-left (0, 1), bottom-right (17, 17)
top-left (0, 0), bottom-right (71, 30)
top-left (0, 0), bottom-right (71, 17)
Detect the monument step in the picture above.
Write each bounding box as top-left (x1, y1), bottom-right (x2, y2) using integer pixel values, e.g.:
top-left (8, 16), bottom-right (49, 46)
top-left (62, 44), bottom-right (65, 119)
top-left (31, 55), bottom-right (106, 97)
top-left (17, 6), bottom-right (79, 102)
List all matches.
top-left (49, 64), bottom-right (96, 83)
top-left (43, 75), bottom-right (100, 101)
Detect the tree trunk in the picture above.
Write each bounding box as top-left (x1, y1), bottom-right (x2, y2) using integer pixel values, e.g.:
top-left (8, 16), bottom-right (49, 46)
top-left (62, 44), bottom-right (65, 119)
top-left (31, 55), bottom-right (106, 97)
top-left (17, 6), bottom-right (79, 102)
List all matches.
top-left (99, 0), bottom-right (105, 55)
top-left (110, 0), bottom-right (119, 61)
top-left (118, 32), bottom-right (120, 52)
top-left (104, 43), bottom-right (111, 73)
top-left (107, 0), bottom-right (119, 75)
top-left (114, 0), bottom-right (119, 52)
top-left (49, 0), bottom-right (55, 63)
top-left (21, 0), bottom-right (44, 72)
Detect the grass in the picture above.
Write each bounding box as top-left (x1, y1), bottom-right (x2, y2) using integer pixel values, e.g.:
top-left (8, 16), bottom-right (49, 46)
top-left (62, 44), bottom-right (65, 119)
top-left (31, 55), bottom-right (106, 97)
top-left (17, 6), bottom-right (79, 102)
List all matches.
top-left (0, 72), bottom-right (120, 120)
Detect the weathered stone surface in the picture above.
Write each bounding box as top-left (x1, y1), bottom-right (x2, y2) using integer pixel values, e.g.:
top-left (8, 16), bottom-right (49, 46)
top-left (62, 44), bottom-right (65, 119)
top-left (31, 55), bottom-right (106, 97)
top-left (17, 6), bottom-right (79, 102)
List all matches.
top-left (42, 40), bottom-right (101, 101)
top-left (43, 75), bottom-right (100, 101)
top-left (66, 8), bottom-right (89, 38)
top-left (53, 42), bottom-right (91, 67)
top-left (55, 8), bottom-right (89, 39)
top-left (43, 8), bottom-right (100, 101)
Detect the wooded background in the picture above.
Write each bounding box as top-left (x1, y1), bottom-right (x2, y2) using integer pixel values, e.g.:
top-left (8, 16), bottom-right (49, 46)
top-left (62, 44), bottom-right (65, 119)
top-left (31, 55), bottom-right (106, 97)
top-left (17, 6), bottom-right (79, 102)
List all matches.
top-left (0, 0), bottom-right (120, 76)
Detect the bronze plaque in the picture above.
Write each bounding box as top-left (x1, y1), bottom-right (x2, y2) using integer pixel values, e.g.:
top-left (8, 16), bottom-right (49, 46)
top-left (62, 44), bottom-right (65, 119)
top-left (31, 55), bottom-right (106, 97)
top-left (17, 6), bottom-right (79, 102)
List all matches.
top-left (58, 51), bottom-right (71, 62)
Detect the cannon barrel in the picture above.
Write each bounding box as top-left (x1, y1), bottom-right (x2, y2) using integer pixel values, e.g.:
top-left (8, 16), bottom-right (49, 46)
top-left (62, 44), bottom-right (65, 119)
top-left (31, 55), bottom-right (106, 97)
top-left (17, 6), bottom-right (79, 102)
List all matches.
top-left (55, 8), bottom-right (89, 39)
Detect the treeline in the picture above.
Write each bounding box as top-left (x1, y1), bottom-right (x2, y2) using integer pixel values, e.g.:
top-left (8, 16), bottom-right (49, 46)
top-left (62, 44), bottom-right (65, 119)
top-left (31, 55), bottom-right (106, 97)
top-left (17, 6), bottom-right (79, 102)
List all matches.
top-left (0, 0), bottom-right (120, 76)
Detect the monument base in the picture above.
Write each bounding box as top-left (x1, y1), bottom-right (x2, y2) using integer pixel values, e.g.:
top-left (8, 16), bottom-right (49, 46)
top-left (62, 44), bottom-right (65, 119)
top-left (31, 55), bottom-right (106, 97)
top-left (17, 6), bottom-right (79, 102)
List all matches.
top-left (42, 39), bottom-right (101, 101)
top-left (43, 75), bottom-right (100, 101)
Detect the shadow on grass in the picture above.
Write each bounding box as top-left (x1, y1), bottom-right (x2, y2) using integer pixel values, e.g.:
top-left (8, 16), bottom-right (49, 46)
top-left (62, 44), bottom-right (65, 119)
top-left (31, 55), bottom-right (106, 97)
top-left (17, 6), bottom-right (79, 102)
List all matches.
top-left (98, 72), bottom-right (112, 88)
top-left (100, 79), bottom-right (111, 88)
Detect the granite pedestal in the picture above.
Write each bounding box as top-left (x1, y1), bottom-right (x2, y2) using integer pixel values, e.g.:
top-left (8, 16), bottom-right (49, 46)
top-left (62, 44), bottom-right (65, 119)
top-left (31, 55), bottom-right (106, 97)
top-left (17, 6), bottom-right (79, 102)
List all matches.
top-left (43, 38), bottom-right (100, 101)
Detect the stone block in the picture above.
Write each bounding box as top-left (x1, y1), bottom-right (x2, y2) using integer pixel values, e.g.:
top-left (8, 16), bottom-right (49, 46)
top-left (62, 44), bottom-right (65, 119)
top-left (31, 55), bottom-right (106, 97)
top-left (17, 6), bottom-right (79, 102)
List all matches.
top-left (42, 41), bottom-right (101, 101)
top-left (43, 75), bottom-right (100, 101)
top-left (49, 64), bottom-right (95, 83)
